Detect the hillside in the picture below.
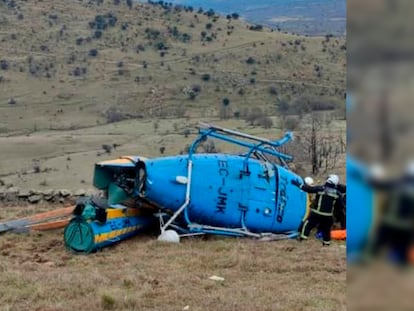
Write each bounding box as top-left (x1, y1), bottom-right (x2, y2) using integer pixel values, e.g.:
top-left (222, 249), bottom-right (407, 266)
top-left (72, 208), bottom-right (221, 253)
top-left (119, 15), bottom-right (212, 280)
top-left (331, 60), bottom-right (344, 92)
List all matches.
top-left (0, 0), bottom-right (345, 132)
top-left (164, 0), bottom-right (347, 36)
top-left (0, 0), bottom-right (346, 190)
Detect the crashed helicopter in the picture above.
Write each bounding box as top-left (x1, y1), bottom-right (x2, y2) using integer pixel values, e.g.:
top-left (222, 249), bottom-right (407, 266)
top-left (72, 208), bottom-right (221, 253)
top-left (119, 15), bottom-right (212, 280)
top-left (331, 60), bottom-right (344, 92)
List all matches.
top-left (63, 123), bottom-right (310, 252)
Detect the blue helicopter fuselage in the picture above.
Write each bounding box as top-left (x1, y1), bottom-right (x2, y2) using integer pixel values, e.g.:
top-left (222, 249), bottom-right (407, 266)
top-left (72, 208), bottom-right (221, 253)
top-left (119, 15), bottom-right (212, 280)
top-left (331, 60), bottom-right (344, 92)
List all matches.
top-left (143, 154), bottom-right (308, 233)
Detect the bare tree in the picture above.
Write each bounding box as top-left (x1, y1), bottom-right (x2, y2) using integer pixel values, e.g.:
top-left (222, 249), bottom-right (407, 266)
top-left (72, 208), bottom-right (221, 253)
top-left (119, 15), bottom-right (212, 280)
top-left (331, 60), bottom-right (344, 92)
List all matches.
top-left (281, 113), bottom-right (344, 175)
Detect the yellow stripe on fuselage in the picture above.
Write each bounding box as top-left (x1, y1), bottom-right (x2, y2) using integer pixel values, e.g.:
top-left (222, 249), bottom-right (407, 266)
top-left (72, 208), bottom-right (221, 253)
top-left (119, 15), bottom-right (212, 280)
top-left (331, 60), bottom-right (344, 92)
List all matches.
top-left (106, 208), bottom-right (143, 219)
top-left (94, 224), bottom-right (143, 243)
top-left (302, 194), bottom-right (311, 221)
top-left (106, 207), bottom-right (154, 219)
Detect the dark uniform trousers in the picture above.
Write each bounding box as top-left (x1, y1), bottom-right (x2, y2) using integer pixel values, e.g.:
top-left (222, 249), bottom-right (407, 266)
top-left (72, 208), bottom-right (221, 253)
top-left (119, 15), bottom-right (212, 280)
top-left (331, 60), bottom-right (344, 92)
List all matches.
top-left (300, 211), bottom-right (333, 245)
top-left (297, 186), bottom-right (339, 245)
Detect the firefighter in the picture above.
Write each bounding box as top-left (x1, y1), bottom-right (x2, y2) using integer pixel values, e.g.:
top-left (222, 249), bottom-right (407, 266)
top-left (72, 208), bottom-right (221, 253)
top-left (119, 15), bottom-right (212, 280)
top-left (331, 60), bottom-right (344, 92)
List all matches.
top-left (292, 174), bottom-right (344, 246)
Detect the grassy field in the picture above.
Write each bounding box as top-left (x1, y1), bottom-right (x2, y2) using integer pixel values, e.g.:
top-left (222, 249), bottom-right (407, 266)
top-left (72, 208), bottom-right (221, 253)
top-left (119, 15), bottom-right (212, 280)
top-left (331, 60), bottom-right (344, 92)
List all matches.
top-left (0, 117), bottom-right (346, 190)
top-left (0, 204), bottom-right (346, 311)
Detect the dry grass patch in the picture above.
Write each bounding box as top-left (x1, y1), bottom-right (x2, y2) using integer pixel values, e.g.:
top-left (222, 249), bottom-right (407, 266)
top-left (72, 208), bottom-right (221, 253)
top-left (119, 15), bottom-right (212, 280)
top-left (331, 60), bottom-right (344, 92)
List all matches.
top-left (0, 204), bottom-right (346, 311)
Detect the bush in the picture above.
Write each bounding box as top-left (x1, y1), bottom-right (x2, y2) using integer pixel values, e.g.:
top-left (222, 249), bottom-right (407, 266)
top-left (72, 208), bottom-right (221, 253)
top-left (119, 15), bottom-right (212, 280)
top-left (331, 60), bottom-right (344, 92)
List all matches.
top-left (73, 67), bottom-right (82, 76)
top-left (269, 86), bottom-right (278, 95)
top-left (206, 23), bottom-right (213, 30)
top-left (231, 13), bottom-right (239, 19)
top-left (136, 44), bottom-right (145, 52)
top-left (246, 57), bottom-right (255, 65)
top-left (222, 98), bottom-right (230, 106)
top-left (0, 60), bottom-right (9, 70)
top-left (156, 42), bottom-right (168, 50)
top-left (191, 84), bottom-right (201, 93)
top-left (249, 24), bottom-right (263, 31)
top-left (121, 23), bottom-right (129, 30)
top-left (201, 73), bottom-right (211, 81)
top-left (205, 9), bottom-right (215, 17)
top-left (94, 30), bottom-right (102, 39)
top-left (89, 49), bottom-right (98, 57)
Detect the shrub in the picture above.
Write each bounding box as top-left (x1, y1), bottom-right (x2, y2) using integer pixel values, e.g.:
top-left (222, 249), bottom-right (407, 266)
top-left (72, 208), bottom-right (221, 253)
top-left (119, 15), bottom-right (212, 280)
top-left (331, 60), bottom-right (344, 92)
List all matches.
top-left (269, 86), bottom-right (278, 95)
top-left (101, 294), bottom-right (116, 310)
top-left (136, 44), bottom-right (145, 52)
top-left (73, 67), bottom-right (82, 76)
top-left (89, 49), bottom-right (98, 57)
top-left (201, 73), bottom-right (211, 81)
top-left (231, 13), bottom-right (239, 19)
top-left (0, 60), bottom-right (9, 70)
top-left (205, 9), bottom-right (215, 17)
top-left (249, 24), bottom-right (263, 31)
top-left (94, 30), bottom-right (102, 39)
top-left (121, 23), bottom-right (128, 30)
top-left (222, 98), bottom-right (230, 106)
top-left (246, 57), bottom-right (255, 65)
top-left (191, 84), bottom-right (201, 93)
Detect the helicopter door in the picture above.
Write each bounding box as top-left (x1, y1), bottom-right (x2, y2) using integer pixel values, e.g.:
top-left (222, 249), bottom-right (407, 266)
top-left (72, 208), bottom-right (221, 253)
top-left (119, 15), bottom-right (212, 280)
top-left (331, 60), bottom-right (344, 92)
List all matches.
top-left (244, 162), bottom-right (277, 232)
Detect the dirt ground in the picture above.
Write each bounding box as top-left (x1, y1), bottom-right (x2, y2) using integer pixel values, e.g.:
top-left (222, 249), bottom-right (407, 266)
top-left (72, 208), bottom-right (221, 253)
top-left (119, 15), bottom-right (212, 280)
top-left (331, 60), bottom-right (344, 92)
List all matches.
top-left (0, 204), bottom-right (346, 311)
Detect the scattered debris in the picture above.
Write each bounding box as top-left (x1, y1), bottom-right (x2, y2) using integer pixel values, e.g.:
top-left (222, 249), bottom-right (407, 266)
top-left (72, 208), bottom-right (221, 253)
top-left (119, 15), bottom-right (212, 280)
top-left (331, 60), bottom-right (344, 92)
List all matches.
top-left (208, 275), bottom-right (225, 282)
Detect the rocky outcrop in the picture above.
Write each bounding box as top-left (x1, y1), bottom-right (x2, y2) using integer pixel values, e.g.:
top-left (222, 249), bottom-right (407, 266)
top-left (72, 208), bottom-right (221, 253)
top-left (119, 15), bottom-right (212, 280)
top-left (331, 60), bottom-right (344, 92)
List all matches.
top-left (0, 185), bottom-right (98, 204)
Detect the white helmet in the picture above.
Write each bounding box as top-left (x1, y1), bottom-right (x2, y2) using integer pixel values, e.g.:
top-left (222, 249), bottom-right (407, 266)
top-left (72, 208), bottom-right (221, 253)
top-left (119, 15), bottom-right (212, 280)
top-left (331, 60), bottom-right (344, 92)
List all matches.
top-left (326, 174), bottom-right (339, 186)
top-left (304, 176), bottom-right (314, 186)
